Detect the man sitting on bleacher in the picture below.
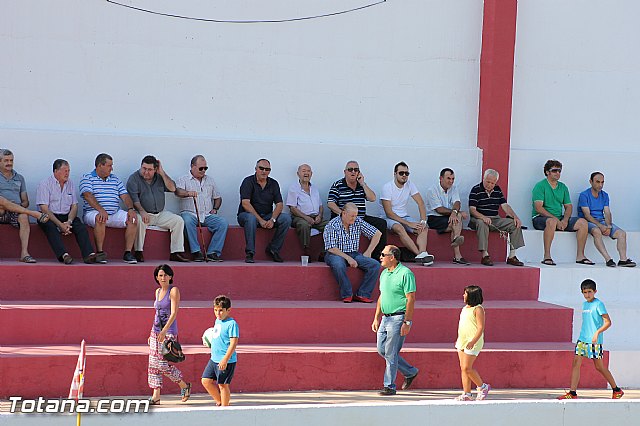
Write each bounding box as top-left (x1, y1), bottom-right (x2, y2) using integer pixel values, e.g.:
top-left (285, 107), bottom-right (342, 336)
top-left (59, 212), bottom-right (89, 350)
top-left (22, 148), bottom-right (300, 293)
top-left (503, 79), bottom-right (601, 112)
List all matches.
top-left (80, 153), bottom-right (138, 264)
top-left (531, 159), bottom-right (590, 266)
top-left (577, 171), bottom-right (635, 267)
top-left (468, 169), bottom-right (524, 266)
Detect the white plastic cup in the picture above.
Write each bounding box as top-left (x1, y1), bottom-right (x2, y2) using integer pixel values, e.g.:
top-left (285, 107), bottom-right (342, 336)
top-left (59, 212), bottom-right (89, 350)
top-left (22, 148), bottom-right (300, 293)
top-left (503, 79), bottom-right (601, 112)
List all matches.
top-left (301, 256), bottom-right (309, 266)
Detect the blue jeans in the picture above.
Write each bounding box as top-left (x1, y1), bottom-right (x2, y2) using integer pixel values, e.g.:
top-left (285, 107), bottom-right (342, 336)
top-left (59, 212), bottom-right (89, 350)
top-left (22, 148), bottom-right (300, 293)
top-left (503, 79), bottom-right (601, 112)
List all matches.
top-left (181, 212), bottom-right (229, 255)
top-left (237, 211), bottom-right (292, 254)
top-left (324, 251), bottom-right (380, 299)
top-left (377, 314), bottom-right (418, 389)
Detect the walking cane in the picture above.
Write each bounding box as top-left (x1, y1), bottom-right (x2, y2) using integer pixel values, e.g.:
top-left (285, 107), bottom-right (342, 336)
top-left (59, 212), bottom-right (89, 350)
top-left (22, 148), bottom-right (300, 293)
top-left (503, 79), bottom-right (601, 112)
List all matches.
top-left (192, 197), bottom-right (208, 262)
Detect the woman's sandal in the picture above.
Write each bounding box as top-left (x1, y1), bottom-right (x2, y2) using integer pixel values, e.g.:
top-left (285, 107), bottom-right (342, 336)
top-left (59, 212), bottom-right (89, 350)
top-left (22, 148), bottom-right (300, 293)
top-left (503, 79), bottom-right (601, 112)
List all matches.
top-left (148, 397), bottom-right (160, 405)
top-left (576, 258), bottom-right (595, 265)
top-left (181, 383), bottom-right (192, 402)
top-left (541, 258), bottom-right (556, 266)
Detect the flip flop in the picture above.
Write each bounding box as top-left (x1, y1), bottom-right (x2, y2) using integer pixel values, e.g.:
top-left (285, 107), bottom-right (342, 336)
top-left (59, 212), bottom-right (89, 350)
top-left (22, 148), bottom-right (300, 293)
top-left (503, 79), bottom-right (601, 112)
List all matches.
top-left (148, 397), bottom-right (160, 405)
top-left (37, 213), bottom-right (50, 223)
top-left (541, 258), bottom-right (556, 266)
top-left (181, 382), bottom-right (191, 402)
top-left (576, 258), bottom-right (595, 265)
top-left (20, 255), bottom-right (37, 263)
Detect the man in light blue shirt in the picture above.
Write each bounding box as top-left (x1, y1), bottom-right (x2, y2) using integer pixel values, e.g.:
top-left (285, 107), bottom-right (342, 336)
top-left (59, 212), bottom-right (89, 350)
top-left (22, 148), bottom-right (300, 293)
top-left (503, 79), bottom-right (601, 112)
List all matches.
top-left (577, 172), bottom-right (635, 267)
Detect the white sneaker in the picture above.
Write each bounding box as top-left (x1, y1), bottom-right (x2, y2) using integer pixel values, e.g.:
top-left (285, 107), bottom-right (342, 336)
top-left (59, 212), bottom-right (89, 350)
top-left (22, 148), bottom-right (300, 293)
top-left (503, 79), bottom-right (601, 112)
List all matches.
top-left (415, 252), bottom-right (435, 265)
top-left (476, 383), bottom-right (491, 400)
top-left (454, 393), bottom-right (473, 401)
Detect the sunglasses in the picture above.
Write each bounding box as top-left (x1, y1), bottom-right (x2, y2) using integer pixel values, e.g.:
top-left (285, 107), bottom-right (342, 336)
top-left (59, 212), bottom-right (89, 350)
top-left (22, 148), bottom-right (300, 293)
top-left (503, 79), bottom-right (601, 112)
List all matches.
top-left (380, 253), bottom-right (393, 257)
top-left (258, 166), bottom-right (271, 172)
top-left (397, 171), bottom-right (410, 176)
top-left (346, 167), bottom-right (360, 173)
top-left (198, 166), bottom-right (208, 172)
top-left (549, 168), bottom-right (562, 173)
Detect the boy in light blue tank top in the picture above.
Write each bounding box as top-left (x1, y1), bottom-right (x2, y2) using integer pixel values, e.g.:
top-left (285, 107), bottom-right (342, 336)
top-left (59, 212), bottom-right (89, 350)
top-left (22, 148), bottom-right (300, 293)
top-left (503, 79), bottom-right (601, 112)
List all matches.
top-left (557, 279), bottom-right (624, 399)
top-left (201, 295), bottom-right (239, 406)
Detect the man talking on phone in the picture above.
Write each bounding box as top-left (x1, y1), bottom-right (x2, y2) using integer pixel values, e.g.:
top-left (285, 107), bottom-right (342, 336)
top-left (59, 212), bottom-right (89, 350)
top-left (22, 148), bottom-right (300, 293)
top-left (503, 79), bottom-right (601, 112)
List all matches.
top-left (327, 161), bottom-right (387, 259)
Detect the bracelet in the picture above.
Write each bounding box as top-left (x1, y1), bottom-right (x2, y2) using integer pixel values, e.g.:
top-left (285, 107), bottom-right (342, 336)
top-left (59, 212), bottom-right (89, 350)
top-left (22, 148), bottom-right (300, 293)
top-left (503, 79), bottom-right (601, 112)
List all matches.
top-left (128, 208), bottom-right (135, 211)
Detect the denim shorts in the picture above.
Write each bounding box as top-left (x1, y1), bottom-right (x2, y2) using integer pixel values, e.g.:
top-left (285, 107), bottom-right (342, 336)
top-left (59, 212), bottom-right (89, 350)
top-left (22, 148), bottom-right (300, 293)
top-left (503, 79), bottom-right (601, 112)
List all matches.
top-left (587, 221), bottom-right (621, 238)
top-left (532, 215), bottom-right (581, 231)
top-left (202, 359), bottom-right (236, 384)
top-left (575, 340), bottom-right (603, 359)
top-left (385, 215), bottom-right (420, 232)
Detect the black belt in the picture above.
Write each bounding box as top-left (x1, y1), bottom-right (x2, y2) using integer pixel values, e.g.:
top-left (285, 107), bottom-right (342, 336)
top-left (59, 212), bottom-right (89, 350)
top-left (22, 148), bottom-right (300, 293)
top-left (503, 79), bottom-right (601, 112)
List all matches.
top-left (383, 311), bottom-right (405, 317)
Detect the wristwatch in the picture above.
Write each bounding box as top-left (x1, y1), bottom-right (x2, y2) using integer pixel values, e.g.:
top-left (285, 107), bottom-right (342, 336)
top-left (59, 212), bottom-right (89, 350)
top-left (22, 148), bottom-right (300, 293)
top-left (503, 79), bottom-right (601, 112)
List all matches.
top-left (452, 209), bottom-right (458, 215)
top-left (403, 320), bottom-right (412, 326)
top-left (272, 218), bottom-right (277, 223)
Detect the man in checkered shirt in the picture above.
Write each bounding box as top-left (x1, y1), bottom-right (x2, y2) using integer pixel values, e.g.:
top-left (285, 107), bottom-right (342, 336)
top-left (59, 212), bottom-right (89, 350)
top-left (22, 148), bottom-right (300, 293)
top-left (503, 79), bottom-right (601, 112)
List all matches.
top-left (323, 203), bottom-right (381, 303)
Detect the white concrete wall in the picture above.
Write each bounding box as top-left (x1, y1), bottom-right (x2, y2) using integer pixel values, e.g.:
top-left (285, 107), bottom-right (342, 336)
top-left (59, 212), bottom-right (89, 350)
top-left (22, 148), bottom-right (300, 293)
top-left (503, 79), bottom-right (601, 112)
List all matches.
top-left (2, 400), bottom-right (640, 426)
top-left (1, 1), bottom-right (484, 224)
top-left (509, 0), bottom-right (640, 230)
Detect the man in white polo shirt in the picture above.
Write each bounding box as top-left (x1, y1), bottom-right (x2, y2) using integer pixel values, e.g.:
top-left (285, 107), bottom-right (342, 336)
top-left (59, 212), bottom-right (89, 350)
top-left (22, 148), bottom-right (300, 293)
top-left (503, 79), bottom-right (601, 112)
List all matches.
top-left (286, 163), bottom-right (328, 258)
top-left (80, 153), bottom-right (138, 264)
top-left (379, 162), bottom-right (433, 265)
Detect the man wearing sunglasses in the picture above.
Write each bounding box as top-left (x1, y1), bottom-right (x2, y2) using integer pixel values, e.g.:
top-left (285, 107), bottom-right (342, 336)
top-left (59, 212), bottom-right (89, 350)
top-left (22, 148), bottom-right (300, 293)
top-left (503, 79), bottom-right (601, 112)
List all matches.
top-left (238, 158), bottom-right (291, 263)
top-left (127, 155), bottom-right (189, 263)
top-left (532, 159), bottom-right (590, 266)
top-left (176, 155), bottom-right (229, 262)
top-left (327, 161), bottom-right (387, 259)
top-left (379, 162), bottom-right (433, 265)
top-left (468, 169), bottom-right (525, 266)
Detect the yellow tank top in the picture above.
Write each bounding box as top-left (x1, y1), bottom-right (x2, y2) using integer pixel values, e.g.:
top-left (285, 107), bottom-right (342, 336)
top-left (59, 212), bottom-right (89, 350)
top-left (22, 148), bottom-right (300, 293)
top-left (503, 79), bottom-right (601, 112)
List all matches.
top-left (455, 305), bottom-right (484, 352)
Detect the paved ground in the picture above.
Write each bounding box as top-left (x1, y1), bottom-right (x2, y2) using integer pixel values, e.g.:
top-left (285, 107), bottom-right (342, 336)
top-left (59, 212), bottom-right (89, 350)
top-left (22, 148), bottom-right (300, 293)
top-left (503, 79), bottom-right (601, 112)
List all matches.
top-left (3, 388), bottom-right (638, 413)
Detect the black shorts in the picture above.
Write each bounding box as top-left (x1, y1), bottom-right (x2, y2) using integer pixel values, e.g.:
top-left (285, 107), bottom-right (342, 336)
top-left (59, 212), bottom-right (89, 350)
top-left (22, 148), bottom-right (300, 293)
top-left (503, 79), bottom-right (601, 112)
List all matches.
top-left (427, 215), bottom-right (450, 234)
top-left (202, 359), bottom-right (236, 385)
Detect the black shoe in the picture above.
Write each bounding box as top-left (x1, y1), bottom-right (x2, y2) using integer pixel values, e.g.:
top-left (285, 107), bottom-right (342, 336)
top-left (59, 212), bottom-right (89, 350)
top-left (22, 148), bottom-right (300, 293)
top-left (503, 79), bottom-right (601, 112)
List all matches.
top-left (245, 253), bottom-right (255, 263)
top-left (134, 251), bottom-right (145, 263)
top-left (265, 248), bottom-right (284, 263)
top-left (206, 253), bottom-right (223, 262)
top-left (169, 252), bottom-right (190, 262)
top-left (83, 253), bottom-right (97, 264)
top-left (402, 371), bottom-right (419, 390)
top-left (318, 251), bottom-right (326, 262)
top-left (123, 251), bottom-right (138, 264)
top-left (378, 387), bottom-right (397, 396)
top-left (95, 251), bottom-right (108, 264)
top-left (192, 252), bottom-right (205, 262)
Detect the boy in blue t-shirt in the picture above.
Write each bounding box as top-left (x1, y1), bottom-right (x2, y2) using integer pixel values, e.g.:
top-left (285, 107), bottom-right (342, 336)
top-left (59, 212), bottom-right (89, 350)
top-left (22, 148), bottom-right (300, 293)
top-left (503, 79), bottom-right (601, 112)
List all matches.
top-left (201, 295), bottom-right (239, 406)
top-left (558, 279), bottom-right (623, 399)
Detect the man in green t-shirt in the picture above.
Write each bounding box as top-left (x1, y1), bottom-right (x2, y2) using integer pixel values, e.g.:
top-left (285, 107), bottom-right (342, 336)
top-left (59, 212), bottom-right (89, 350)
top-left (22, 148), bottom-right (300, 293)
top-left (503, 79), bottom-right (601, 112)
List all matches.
top-left (371, 245), bottom-right (419, 396)
top-left (531, 159), bottom-right (589, 266)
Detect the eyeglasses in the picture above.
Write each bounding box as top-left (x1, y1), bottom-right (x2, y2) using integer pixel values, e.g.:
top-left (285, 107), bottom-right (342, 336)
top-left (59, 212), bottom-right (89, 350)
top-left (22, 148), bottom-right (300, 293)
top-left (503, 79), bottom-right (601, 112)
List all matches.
top-left (397, 171), bottom-right (410, 176)
top-left (346, 167), bottom-right (360, 173)
top-left (380, 253), bottom-right (393, 257)
top-left (258, 166), bottom-right (271, 172)
top-left (198, 167), bottom-right (208, 172)
top-left (549, 168), bottom-right (562, 173)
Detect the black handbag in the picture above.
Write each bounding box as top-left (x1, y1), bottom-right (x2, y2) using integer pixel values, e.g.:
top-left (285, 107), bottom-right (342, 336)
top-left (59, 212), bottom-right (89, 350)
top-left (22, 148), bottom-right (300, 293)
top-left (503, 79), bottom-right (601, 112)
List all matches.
top-left (161, 339), bottom-right (185, 363)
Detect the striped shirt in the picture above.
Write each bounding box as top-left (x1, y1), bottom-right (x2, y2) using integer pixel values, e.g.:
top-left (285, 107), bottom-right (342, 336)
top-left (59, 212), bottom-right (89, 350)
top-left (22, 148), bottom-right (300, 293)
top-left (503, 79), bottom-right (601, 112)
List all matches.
top-left (175, 173), bottom-right (221, 222)
top-left (79, 170), bottom-right (127, 215)
top-left (323, 215), bottom-right (378, 252)
top-left (327, 178), bottom-right (366, 217)
top-left (468, 182), bottom-right (507, 217)
top-left (36, 175), bottom-right (78, 215)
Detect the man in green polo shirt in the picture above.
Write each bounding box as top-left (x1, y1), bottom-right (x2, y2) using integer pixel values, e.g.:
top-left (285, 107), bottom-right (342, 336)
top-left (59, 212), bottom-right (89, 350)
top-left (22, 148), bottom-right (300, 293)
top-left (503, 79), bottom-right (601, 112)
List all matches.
top-left (531, 159), bottom-right (590, 266)
top-left (371, 245), bottom-right (419, 395)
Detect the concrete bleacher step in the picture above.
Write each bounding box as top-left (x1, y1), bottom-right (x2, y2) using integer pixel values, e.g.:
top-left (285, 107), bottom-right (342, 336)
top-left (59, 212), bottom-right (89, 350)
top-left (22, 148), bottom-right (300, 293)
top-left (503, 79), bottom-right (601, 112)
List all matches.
top-left (0, 300), bottom-right (573, 345)
top-left (0, 342), bottom-right (608, 399)
top-left (1, 262), bottom-right (540, 302)
top-left (0, 225), bottom-right (507, 263)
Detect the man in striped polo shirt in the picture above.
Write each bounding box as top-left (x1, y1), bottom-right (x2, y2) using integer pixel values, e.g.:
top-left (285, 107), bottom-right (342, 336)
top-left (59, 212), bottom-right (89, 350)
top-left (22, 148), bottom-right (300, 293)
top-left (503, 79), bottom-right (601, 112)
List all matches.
top-left (327, 160), bottom-right (387, 259)
top-left (468, 169), bottom-right (525, 266)
top-left (80, 153), bottom-right (138, 264)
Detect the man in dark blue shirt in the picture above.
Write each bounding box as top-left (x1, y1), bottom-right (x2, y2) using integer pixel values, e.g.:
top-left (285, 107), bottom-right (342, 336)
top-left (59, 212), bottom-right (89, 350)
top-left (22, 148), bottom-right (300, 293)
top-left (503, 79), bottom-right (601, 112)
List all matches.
top-left (468, 169), bottom-right (524, 266)
top-left (237, 159), bottom-right (291, 263)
